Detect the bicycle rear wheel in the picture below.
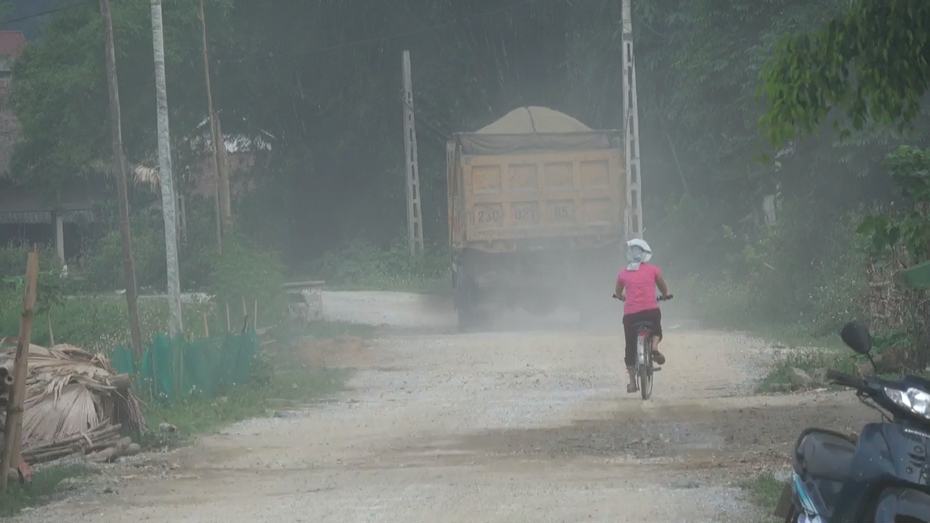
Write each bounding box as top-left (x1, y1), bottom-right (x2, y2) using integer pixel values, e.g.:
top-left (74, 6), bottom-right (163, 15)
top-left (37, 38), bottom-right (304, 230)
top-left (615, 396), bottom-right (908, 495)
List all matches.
top-left (638, 334), bottom-right (653, 400)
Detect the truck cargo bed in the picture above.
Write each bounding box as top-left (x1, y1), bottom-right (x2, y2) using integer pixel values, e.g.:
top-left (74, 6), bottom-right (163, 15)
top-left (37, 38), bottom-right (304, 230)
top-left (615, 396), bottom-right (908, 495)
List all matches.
top-left (450, 149), bottom-right (625, 247)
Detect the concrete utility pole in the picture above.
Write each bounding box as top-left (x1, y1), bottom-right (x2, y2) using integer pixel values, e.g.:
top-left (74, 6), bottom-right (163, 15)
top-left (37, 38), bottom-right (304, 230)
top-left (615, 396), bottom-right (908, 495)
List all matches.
top-left (401, 50), bottom-right (424, 257)
top-left (100, 0), bottom-right (143, 356)
top-left (620, 0), bottom-right (644, 240)
top-left (150, 0), bottom-right (183, 336)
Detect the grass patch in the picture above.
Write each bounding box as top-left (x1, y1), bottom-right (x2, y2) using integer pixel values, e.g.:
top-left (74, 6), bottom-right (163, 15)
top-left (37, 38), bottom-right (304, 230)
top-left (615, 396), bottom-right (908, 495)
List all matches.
top-left (292, 320), bottom-right (379, 340)
top-left (0, 464), bottom-right (97, 517)
top-left (141, 366), bottom-right (351, 448)
top-left (705, 314), bottom-right (860, 394)
top-left (756, 348), bottom-right (857, 394)
top-left (139, 320), bottom-right (363, 448)
top-left (743, 474), bottom-right (787, 523)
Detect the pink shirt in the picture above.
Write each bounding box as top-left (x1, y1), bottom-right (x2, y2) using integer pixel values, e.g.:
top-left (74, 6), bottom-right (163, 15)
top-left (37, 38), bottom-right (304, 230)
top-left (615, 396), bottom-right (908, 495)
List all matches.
top-left (616, 263), bottom-right (661, 315)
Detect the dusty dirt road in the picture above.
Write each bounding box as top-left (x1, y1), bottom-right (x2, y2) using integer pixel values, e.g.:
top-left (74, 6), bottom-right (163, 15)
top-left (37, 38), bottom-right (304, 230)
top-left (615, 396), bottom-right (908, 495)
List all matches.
top-left (15, 293), bottom-right (875, 523)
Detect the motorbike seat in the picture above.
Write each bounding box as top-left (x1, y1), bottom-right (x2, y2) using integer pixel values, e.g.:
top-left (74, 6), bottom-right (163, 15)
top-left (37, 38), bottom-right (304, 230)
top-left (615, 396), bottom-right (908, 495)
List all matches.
top-left (793, 430), bottom-right (858, 519)
top-left (795, 429), bottom-right (857, 482)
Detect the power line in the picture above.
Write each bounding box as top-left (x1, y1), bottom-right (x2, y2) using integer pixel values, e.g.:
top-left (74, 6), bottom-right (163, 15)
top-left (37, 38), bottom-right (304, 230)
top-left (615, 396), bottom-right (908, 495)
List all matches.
top-left (2, 0), bottom-right (548, 66)
top-left (5, 0), bottom-right (548, 143)
top-left (404, 98), bottom-right (451, 142)
top-left (234, 0), bottom-right (546, 62)
top-left (0, 1), bottom-right (93, 26)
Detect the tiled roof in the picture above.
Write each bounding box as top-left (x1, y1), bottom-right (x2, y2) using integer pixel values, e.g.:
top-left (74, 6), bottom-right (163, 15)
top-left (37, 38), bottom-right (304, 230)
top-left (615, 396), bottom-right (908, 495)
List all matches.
top-left (0, 31), bottom-right (26, 58)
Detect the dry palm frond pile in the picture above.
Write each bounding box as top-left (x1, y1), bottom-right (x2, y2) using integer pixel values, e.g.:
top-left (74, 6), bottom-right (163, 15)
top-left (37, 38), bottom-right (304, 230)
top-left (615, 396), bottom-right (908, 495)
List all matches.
top-left (0, 339), bottom-right (147, 464)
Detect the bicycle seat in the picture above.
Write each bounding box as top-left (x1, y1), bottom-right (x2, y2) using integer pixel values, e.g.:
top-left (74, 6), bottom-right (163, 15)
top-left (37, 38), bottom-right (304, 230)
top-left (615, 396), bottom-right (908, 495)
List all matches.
top-left (631, 321), bottom-right (654, 330)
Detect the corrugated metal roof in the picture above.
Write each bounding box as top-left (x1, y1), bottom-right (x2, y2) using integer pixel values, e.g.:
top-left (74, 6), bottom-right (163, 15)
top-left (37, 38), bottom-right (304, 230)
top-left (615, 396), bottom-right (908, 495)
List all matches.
top-left (0, 209), bottom-right (95, 224)
top-left (62, 210), bottom-right (95, 223)
top-left (0, 211), bottom-right (48, 224)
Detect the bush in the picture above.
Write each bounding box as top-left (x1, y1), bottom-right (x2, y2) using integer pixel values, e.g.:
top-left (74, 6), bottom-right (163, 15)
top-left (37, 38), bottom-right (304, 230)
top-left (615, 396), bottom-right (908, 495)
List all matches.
top-left (656, 197), bottom-right (869, 336)
top-left (0, 242), bottom-right (62, 278)
top-left (77, 199), bottom-right (222, 293)
top-left (0, 204), bottom-right (291, 347)
top-left (209, 233), bottom-right (287, 328)
top-left (78, 209), bottom-right (167, 292)
top-left (0, 289), bottom-right (211, 352)
top-left (313, 237), bottom-right (449, 293)
top-left (725, 202), bottom-right (868, 331)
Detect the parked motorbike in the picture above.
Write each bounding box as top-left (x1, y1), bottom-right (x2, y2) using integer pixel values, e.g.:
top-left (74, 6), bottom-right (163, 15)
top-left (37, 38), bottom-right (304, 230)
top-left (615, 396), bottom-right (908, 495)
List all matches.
top-left (774, 321), bottom-right (930, 523)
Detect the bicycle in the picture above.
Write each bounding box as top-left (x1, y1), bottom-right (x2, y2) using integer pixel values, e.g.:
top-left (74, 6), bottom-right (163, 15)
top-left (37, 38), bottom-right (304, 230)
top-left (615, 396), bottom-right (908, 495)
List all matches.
top-left (612, 293), bottom-right (673, 400)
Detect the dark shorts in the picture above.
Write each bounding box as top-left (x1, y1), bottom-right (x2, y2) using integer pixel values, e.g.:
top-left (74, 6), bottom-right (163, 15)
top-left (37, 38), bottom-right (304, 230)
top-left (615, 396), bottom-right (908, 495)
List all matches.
top-left (622, 308), bottom-right (662, 367)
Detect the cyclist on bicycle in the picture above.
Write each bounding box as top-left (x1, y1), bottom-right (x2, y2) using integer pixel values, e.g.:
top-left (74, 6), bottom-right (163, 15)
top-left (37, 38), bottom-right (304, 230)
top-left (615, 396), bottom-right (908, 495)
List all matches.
top-left (614, 239), bottom-right (671, 393)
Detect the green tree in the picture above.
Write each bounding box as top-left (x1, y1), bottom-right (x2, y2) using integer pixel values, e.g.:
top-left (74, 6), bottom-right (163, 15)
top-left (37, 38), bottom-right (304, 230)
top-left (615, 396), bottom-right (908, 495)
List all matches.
top-left (760, 0), bottom-right (930, 145)
top-left (9, 0), bottom-right (233, 200)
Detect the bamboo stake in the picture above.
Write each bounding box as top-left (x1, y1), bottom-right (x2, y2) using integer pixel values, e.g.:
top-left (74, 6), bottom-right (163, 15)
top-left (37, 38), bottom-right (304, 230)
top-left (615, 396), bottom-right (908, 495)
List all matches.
top-left (226, 303), bottom-right (231, 332)
top-left (47, 312), bottom-right (54, 347)
top-left (177, 340), bottom-right (184, 397)
top-left (253, 300), bottom-right (258, 331)
top-left (202, 309), bottom-right (210, 337)
top-left (1, 249), bottom-right (39, 490)
top-left (150, 343), bottom-right (158, 400)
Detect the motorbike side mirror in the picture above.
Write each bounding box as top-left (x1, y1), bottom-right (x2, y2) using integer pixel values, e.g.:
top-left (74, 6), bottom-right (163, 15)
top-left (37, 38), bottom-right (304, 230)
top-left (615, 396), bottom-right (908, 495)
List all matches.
top-left (840, 321), bottom-right (872, 354)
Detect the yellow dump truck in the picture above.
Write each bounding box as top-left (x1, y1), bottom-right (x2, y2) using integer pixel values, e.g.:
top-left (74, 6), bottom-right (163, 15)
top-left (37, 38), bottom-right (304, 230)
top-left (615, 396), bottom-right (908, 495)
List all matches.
top-left (447, 106), bottom-right (631, 330)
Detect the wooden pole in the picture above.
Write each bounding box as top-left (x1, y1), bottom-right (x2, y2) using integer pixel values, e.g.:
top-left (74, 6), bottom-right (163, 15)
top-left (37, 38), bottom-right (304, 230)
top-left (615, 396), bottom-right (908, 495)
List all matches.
top-left (215, 115), bottom-right (232, 225)
top-left (214, 171), bottom-right (222, 256)
top-left (178, 193), bottom-right (187, 242)
top-left (253, 299), bottom-right (258, 331)
top-left (1, 250), bottom-right (39, 491)
top-left (100, 0), bottom-right (144, 357)
top-left (199, 0), bottom-right (228, 251)
top-left (202, 309), bottom-right (210, 337)
top-left (226, 303), bottom-right (231, 332)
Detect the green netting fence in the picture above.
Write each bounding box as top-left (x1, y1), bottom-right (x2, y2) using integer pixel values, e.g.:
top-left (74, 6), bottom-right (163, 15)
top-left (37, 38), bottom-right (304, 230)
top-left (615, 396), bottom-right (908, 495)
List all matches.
top-left (111, 329), bottom-right (259, 403)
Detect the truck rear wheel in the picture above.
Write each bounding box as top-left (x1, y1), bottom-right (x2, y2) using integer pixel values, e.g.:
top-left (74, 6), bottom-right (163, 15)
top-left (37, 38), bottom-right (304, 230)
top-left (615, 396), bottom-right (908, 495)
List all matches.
top-left (457, 307), bottom-right (476, 333)
top-left (454, 267), bottom-right (478, 332)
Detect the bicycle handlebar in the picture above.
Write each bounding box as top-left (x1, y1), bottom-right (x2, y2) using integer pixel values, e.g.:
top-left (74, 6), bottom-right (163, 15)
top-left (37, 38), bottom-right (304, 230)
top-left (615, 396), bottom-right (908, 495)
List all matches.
top-left (612, 294), bottom-right (674, 302)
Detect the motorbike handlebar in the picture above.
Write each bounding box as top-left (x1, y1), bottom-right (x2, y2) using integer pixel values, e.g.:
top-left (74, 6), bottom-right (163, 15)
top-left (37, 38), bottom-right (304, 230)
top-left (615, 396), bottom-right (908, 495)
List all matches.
top-left (826, 369), bottom-right (862, 389)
